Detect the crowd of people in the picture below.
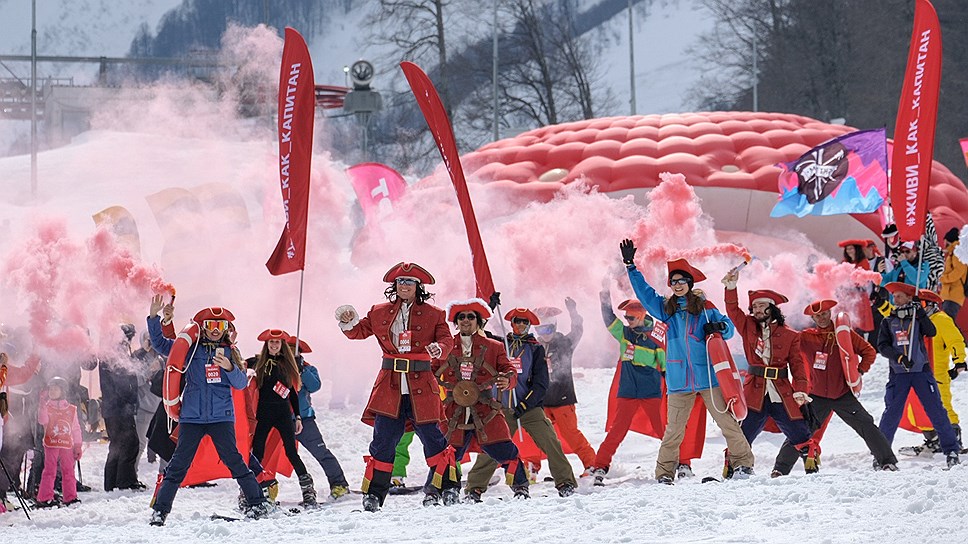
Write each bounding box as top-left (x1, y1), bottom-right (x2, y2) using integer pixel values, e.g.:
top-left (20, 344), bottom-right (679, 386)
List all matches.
top-left (0, 221), bottom-right (965, 525)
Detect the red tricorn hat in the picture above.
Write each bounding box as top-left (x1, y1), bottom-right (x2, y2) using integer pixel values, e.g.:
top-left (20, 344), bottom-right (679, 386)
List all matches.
top-left (837, 239), bottom-right (869, 248)
top-left (504, 308), bottom-right (540, 325)
top-left (446, 298), bottom-right (492, 322)
top-left (918, 289), bottom-right (943, 305)
top-left (748, 290), bottom-right (789, 308)
top-left (285, 335), bottom-right (313, 354)
top-left (884, 282), bottom-right (917, 298)
top-left (383, 262), bottom-right (435, 285)
top-left (193, 307), bottom-right (235, 322)
top-left (257, 329), bottom-right (289, 342)
top-left (666, 258), bottom-right (706, 285)
top-left (803, 299), bottom-right (837, 315)
top-left (617, 299), bottom-right (646, 316)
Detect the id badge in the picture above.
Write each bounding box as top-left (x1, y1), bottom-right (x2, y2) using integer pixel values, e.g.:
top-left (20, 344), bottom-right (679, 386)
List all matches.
top-left (510, 357), bottom-right (523, 373)
top-left (813, 352), bottom-right (828, 370)
top-left (894, 330), bottom-right (910, 346)
top-left (755, 338), bottom-right (766, 358)
top-left (649, 321), bottom-right (668, 346)
top-left (205, 364), bottom-right (221, 384)
top-left (624, 343), bottom-right (637, 361)
top-left (273, 381), bottom-right (290, 399)
top-left (460, 361), bottom-right (475, 380)
top-left (398, 330), bottom-right (413, 353)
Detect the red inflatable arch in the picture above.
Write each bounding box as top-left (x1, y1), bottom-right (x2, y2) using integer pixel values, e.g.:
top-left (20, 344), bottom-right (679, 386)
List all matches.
top-left (442, 112), bottom-right (968, 251)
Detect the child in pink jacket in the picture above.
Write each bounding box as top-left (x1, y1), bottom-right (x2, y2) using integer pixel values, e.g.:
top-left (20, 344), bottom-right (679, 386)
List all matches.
top-left (36, 376), bottom-right (83, 507)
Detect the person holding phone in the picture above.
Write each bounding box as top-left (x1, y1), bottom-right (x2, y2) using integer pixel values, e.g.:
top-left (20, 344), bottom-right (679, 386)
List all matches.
top-left (145, 296), bottom-right (269, 526)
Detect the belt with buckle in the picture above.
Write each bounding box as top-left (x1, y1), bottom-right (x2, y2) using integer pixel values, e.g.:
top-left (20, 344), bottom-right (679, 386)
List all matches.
top-left (381, 357), bottom-right (432, 373)
top-left (750, 365), bottom-right (787, 380)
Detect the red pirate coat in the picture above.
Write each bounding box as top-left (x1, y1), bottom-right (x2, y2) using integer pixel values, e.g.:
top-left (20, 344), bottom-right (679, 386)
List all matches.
top-left (725, 288), bottom-right (807, 419)
top-left (343, 299), bottom-right (453, 424)
top-left (799, 326), bottom-right (876, 399)
top-left (434, 333), bottom-right (517, 447)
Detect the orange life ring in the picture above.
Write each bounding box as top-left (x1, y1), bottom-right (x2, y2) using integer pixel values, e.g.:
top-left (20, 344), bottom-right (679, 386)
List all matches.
top-left (707, 333), bottom-right (748, 421)
top-left (163, 323), bottom-right (200, 421)
top-left (835, 312), bottom-right (862, 396)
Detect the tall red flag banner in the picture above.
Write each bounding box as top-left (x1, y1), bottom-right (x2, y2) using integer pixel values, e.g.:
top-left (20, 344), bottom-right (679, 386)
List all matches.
top-left (889, 0), bottom-right (942, 242)
top-left (400, 61), bottom-right (496, 300)
top-left (266, 28), bottom-right (315, 275)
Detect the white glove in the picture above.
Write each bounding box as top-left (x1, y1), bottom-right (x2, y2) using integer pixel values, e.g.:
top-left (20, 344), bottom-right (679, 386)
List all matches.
top-left (721, 269), bottom-right (739, 290)
top-left (793, 391), bottom-right (811, 405)
top-left (426, 342), bottom-right (443, 359)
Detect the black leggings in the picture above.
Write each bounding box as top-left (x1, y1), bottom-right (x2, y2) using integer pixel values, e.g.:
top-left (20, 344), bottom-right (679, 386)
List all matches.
top-left (252, 405), bottom-right (307, 477)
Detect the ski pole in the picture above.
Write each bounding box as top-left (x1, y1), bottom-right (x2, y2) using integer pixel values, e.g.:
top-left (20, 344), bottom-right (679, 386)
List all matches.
top-left (0, 457), bottom-right (31, 520)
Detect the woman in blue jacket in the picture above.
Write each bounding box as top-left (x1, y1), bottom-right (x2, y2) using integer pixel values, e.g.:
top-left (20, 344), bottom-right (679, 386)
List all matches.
top-left (145, 296), bottom-right (269, 526)
top-left (620, 239), bottom-right (755, 483)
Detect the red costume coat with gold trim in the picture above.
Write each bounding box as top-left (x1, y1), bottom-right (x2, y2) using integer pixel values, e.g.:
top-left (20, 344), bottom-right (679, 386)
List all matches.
top-left (434, 333), bottom-right (517, 447)
top-left (343, 299), bottom-right (453, 424)
top-left (725, 288), bottom-right (807, 419)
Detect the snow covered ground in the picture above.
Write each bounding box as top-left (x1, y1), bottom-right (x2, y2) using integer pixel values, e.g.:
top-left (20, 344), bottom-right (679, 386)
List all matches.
top-left (3, 363), bottom-right (966, 542)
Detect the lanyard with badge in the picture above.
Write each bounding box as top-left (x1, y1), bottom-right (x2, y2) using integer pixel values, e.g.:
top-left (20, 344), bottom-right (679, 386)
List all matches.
top-left (206, 347), bottom-right (223, 383)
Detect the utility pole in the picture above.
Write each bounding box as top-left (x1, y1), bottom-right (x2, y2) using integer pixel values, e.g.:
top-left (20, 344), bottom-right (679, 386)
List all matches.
top-left (31, 0), bottom-right (37, 197)
top-left (492, 0), bottom-right (499, 141)
top-left (751, 30), bottom-right (758, 112)
top-left (628, 0), bottom-right (636, 115)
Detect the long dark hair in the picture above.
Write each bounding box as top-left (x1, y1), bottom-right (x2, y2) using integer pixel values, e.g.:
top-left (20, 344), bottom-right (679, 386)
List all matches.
top-left (663, 289), bottom-right (707, 316)
top-left (384, 282), bottom-right (434, 304)
top-left (842, 244), bottom-right (864, 264)
top-left (755, 304), bottom-right (787, 329)
top-left (255, 340), bottom-right (301, 391)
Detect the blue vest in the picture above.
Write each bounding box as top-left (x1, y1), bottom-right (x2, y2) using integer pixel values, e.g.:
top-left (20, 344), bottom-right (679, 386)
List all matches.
top-left (886, 315), bottom-right (929, 373)
top-left (505, 339), bottom-right (538, 406)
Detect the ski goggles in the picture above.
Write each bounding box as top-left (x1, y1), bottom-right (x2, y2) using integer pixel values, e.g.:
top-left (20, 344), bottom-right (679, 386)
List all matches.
top-left (395, 278), bottom-right (419, 286)
top-left (669, 278), bottom-right (691, 286)
top-left (202, 319), bottom-right (229, 335)
top-left (534, 324), bottom-right (556, 335)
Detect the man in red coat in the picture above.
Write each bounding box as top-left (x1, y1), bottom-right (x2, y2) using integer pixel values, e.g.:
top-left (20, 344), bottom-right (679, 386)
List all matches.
top-left (722, 268), bottom-right (814, 477)
top-left (337, 262), bottom-right (458, 512)
top-left (773, 299), bottom-right (898, 473)
top-left (434, 299), bottom-right (530, 502)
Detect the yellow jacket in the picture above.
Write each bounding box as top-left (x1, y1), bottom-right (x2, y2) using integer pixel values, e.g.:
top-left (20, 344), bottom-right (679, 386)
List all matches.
top-left (929, 310), bottom-right (966, 381)
top-left (940, 241), bottom-right (967, 305)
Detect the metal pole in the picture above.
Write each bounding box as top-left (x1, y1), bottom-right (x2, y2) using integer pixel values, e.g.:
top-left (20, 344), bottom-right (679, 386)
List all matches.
top-left (492, 0), bottom-right (499, 141)
top-left (751, 30), bottom-right (758, 112)
top-left (628, 0), bottom-right (636, 115)
top-left (30, 0), bottom-right (37, 197)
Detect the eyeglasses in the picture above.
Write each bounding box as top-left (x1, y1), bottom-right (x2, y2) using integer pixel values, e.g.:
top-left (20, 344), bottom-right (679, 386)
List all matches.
top-left (202, 320), bottom-right (228, 334)
top-left (456, 313), bottom-right (477, 321)
top-left (669, 278), bottom-right (690, 286)
top-left (395, 278), bottom-right (418, 286)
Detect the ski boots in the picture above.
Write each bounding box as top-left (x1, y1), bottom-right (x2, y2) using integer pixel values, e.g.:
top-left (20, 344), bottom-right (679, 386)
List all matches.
top-left (422, 493), bottom-right (441, 507)
top-left (730, 466), bottom-right (754, 479)
top-left (511, 485), bottom-right (530, 499)
top-left (245, 501), bottom-right (276, 519)
top-left (946, 451), bottom-right (960, 468)
top-left (298, 473), bottom-right (317, 507)
top-left (657, 475), bottom-right (674, 486)
top-left (556, 483), bottom-right (576, 497)
top-left (465, 488), bottom-right (484, 503)
top-left (591, 468), bottom-right (606, 487)
top-left (442, 488), bottom-right (460, 506)
top-left (362, 493), bottom-right (381, 512)
top-left (329, 485), bottom-right (350, 500)
top-left (149, 509), bottom-right (168, 526)
top-left (34, 499), bottom-right (59, 509)
top-left (676, 463), bottom-right (694, 479)
top-left (260, 478), bottom-right (279, 502)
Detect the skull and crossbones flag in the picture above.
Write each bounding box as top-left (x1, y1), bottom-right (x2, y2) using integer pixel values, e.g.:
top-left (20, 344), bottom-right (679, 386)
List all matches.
top-left (771, 128), bottom-right (888, 218)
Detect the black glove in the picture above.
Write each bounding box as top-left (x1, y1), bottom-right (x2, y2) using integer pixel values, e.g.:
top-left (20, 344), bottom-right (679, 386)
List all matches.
top-left (488, 291), bottom-right (501, 310)
top-left (898, 354), bottom-right (913, 370)
top-left (620, 239), bottom-right (637, 266)
top-left (702, 321), bottom-right (727, 337)
top-left (950, 362), bottom-right (967, 380)
top-left (513, 403), bottom-right (527, 419)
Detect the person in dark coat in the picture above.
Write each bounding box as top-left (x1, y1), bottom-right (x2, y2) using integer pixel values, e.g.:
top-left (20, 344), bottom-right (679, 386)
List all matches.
top-left (100, 324), bottom-right (143, 491)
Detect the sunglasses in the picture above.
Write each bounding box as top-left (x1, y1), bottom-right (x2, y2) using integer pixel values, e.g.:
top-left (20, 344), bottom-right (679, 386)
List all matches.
top-left (512, 318), bottom-right (531, 325)
top-left (624, 314), bottom-right (642, 321)
top-left (202, 320), bottom-right (228, 334)
top-left (456, 312), bottom-right (477, 321)
top-left (395, 278), bottom-right (418, 286)
top-left (669, 278), bottom-right (690, 286)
